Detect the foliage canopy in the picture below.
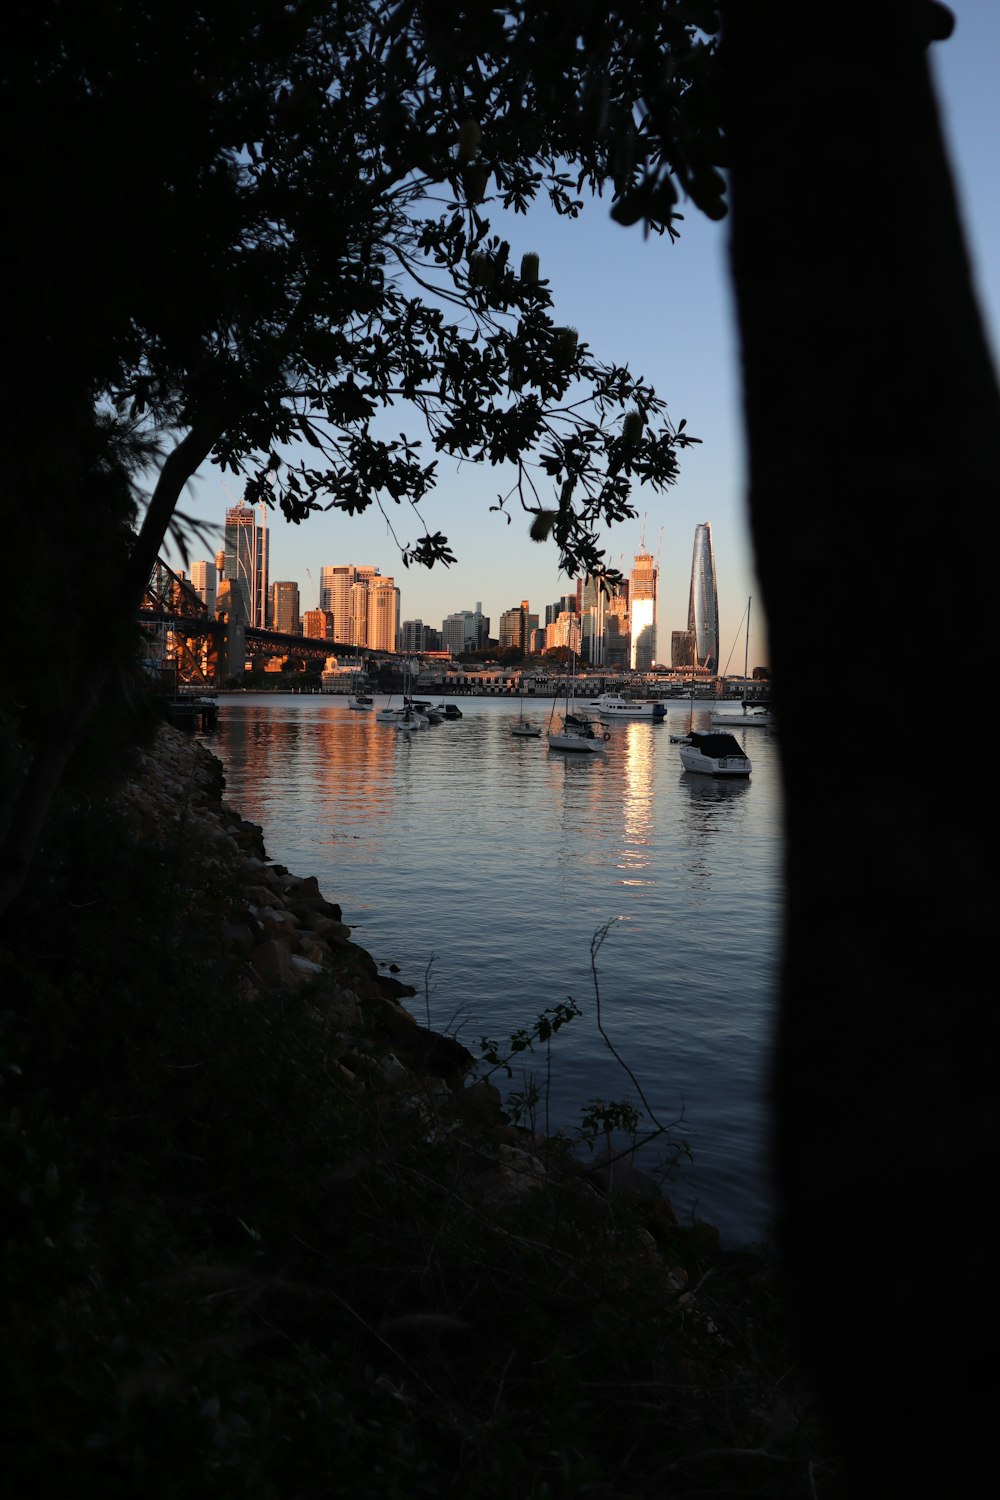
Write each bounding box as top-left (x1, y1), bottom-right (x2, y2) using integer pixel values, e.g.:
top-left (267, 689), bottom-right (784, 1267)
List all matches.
top-left (3, 0), bottom-right (724, 584)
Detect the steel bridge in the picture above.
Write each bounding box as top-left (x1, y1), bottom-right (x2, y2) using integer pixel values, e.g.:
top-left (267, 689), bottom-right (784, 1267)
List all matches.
top-left (141, 559), bottom-right (384, 686)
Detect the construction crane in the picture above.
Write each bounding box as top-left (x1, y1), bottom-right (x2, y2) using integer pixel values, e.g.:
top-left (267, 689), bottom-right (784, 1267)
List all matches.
top-left (306, 568), bottom-right (320, 609)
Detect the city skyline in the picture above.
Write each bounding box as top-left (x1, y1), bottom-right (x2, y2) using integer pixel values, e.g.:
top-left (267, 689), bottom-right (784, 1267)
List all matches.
top-left (185, 510), bottom-right (767, 669)
top-left (186, 521), bottom-right (749, 672)
top-left (168, 6), bottom-right (998, 679)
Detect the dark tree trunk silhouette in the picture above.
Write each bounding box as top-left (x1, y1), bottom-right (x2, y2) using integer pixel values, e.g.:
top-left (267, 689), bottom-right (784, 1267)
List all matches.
top-left (0, 425), bottom-right (216, 919)
top-left (722, 2), bottom-right (997, 1490)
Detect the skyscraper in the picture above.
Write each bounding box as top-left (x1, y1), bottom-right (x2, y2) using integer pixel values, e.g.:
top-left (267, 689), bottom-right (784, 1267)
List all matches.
top-left (190, 559), bottom-right (217, 616)
top-left (442, 603), bottom-right (489, 654)
top-left (367, 576), bottom-right (399, 652)
top-left (499, 600), bottom-right (536, 654)
top-left (223, 503), bottom-right (268, 628)
top-left (270, 581), bottom-right (301, 635)
top-left (319, 564), bottom-right (394, 648)
top-left (629, 548), bottom-right (657, 670)
top-left (687, 522), bottom-right (720, 674)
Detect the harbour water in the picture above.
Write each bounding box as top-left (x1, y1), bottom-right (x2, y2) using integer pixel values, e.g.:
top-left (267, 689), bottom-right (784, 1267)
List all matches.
top-left (210, 693), bottom-right (784, 1246)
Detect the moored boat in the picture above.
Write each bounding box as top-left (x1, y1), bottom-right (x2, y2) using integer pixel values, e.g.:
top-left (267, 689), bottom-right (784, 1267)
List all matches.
top-left (673, 730), bottom-right (752, 778)
top-left (548, 711), bottom-right (609, 754)
top-left (548, 652), bottom-right (609, 754)
top-left (591, 692), bottom-right (666, 721)
top-left (710, 705), bottom-right (773, 729)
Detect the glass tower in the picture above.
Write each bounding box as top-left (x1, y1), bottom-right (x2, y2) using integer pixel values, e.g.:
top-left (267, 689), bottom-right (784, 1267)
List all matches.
top-left (687, 522), bottom-right (719, 674)
top-left (223, 503), bottom-right (268, 628)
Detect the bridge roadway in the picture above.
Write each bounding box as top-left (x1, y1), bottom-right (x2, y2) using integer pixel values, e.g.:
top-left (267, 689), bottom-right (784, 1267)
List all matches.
top-left (138, 608), bottom-right (401, 672)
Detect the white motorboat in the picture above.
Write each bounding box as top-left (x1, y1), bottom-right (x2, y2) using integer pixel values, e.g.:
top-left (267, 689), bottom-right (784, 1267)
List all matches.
top-left (591, 692), bottom-right (666, 722)
top-left (673, 730), bottom-right (752, 778)
top-left (348, 691), bottom-right (373, 711)
top-left (710, 705), bottom-right (773, 729)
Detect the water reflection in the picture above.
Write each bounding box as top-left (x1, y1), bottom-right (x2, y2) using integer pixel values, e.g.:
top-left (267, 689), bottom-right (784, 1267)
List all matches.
top-left (617, 723), bottom-right (656, 885)
top-left (211, 693), bottom-right (783, 1245)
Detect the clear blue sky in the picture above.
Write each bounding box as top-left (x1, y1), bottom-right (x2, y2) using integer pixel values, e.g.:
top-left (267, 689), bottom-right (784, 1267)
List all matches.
top-left (175, 2), bottom-right (999, 674)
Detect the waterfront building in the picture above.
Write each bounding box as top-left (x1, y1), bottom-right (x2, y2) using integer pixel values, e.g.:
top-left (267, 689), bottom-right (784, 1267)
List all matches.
top-left (442, 602), bottom-right (490, 654)
top-left (190, 559), bottom-right (217, 616)
top-left (629, 548), bottom-right (657, 671)
top-left (687, 522), bottom-right (720, 675)
top-left (270, 581), bottom-right (301, 635)
top-left (223, 503), bottom-right (269, 628)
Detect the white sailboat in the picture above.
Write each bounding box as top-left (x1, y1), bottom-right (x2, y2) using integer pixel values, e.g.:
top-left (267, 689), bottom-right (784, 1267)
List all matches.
top-left (347, 640), bottom-right (373, 710)
top-left (510, 673), bottom-right (541, 737)
top-left (547, 653), bottom-right (608, 755)
top-left (711, 597), bottom-right (773, 728)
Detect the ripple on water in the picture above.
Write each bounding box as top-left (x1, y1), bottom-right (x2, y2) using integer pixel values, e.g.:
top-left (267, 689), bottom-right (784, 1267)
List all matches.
top-left (211, 695), bottom-right (783, 1244)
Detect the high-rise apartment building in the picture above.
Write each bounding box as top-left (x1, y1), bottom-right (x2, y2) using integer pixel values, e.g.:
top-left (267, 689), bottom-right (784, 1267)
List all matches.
top-left (319, 564), bottom-right (395, 649)
top-left (629, 548), bottom-right (658, 670)
top-left (367, 576), bottom-right (399, 652)
top-left (223, 503), bottom-right (269, 628)
top-left (687, 522), bottom-right (720, 674)
top-left (270, 581), bottom-right (301, 635)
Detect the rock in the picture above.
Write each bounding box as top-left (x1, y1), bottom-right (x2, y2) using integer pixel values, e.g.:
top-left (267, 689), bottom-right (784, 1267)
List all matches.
top-left (221, 921), bottom-right (256, 958)
top-left (290, 954), bottom-right (324, 978)
top-left (249, 938), bottom-right (296, 987)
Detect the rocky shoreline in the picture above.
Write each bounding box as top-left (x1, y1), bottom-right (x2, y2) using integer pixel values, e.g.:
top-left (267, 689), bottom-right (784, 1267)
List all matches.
top-left (132, 723), bottom-right (709, 1263)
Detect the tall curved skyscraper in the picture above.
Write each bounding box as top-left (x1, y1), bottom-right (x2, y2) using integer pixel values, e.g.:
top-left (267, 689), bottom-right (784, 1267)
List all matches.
top-left (687, 522), bottom-right (719, 674)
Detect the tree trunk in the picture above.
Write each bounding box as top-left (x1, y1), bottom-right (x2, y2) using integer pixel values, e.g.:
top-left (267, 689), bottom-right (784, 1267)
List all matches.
top-left (0, 425), bottom-right (216, 920)
top-left (722, 3), bottom-right (998, 1490)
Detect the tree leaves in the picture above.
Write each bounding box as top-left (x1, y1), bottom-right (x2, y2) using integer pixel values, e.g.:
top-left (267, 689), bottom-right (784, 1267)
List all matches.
top-left (4, 0), bottom-right (721, 584)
